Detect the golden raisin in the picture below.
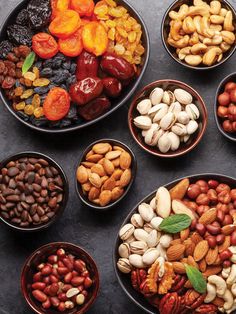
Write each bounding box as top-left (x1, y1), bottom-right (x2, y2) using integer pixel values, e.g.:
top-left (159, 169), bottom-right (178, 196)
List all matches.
top-left (108, 28), bottom-right (116, 40)
top-left (104, 0), bottom-right (116, 7)
top-left (114, 44), bottom-right (125, 55)
top-left (24, 104), bottom-right (34, 115)
top-left (128, 31), bottom-right (137, 43)
top-left (32, 94), bottom-right (41, 108)
top-left (33, 78), bottom-right (50, 87)
top-left (94, 3), bottom-right (108, 16)
top-left (34, 107), bottom-right (44, 118)
top-left (15, 101), bottom-right (26, 110)
top-left (21, 89), bottom-right (34, 99)
top-left (14, 86), bottom-right (24, 97)
top-left (33, 67), bottom-right (40, 79)
top-left (23, 72), bottom-right (36, 81)
top-left (24, 79), bottom-right (33, 87)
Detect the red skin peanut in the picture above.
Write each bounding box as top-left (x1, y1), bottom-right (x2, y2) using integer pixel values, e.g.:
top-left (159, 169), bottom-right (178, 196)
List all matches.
top-left (231, 231), bottom-right (236, 245)
top-left (32, 282), bottom-right (46, 291)
top-left (32, 290), bottom-right (47, 303)
top-left (71, 276), bottom-right (85, 287)
top-left (219, 249), bottom-right (233, 261)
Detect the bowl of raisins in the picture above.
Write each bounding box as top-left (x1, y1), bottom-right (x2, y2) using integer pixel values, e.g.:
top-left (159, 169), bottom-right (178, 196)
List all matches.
top-left (0, 0), bottom-right (150, 133)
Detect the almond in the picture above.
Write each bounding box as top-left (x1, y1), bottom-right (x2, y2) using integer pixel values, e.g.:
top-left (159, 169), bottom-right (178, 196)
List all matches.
top-left (88, 173), bottom-right (102, 188)
top-left (198, 258), bottom-right (207, 272)
top-left (111, 169), bottom-right (123, 180)
top-left (103, 158), bottom-right (115, 175)
top-left (172, 199), bottom-right (195, 220)
top-left (193, 240), bottom-right (209, 261)
top-left (111, 187), bottom-right (124, 201)
top-left (120, 151), bottom-right (132, 170)
top-left (82, 182), bottom-right (92, 193)
top-left (102, 177), bottom-right (116, 191)
top-left (88, 187), bottom-right (100, 201)
top-left (113, 145), bottom-right (125, 152)
top-left (169, 178), bottom-right (190, 200)
top-left (166, 244), bottom-right (185, 261)
top-left (184, 238), bottom-right (196, 256)
top-left (112, 158), bottom-right (120, 168)
top-left (198, 208), bottom-right (217, 225)
top-left (101, 176), bottom-right (109, 185)
top-left (203, 266), bottom-right (222, 277)
top-left (170, 239), bottom-right (182, 246)
top-left (222, 225), bottom-right (236, 236)
top-left (92, 143), bottom-right (112, 155)
top-left (99, 190), bottom-right (112, 206)
top-left (187, 256), bottom-right (199, 269)
top-left (81, 161), bottom-right (95, 168)
top-left (85, 149), bottom-right (94, 159)
top-left (218, 235), bottom-right (230, 253)
top-left (205, 246), bottom-right (218, 265)
top-left (212, 255), bottom-right (221, 266)
top-left (91, 164), bottom-right (106, 177)
top-left (172, 262), bottom-right (186, 274)
top-left (87, 154), bottom-right (103, 163)
top-left (105, 150), bottom-right (121, 160)
top-left (191, 232), bottom-right (203, 245)
top-left (119, 169), bottom-right (132, 187)
top-left (180, 228), bottom-right (190, 241)
top-left (77, 165), bottom-right (88, 184)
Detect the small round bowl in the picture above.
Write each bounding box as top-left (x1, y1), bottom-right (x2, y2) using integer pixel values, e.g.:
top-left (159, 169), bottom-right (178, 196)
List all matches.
top-left (75, 139), bottom-right (137, 211)
top-left (0, 0), bottom-right (150, 134)
top-left (128, 79), bottom-right (208, 158)
top-left (161, 0), bottom-right (236, 70)
top-left (113, 173), bottom-right (236, 314)
top-left (214, 72), bottom-right (236, 142)
top-left (0, 151), bottom-right (69, 232)
top-left (21, 242), bottom-right (99, 314)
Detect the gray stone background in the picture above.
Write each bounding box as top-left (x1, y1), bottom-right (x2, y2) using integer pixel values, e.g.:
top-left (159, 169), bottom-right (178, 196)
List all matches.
top-left (0, 0), bottom-right (236, 313)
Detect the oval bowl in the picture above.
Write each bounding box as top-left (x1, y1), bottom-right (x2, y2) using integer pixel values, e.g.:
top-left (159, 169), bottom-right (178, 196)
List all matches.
top-left (128, 79), bottom-right (208, 158)
top-left (21, 242), bottom-right (100, 314)
top-left (75, 139), bottom-right (137, 211)
top-left (0, 0), bottom-right (150, 133)
top-left (113, 173), bottom-right (236, 314)
top-left (0, 151), bottom-right (69, 232)
top-left (214, 72), bottom-right (236, 142)
top-left (161, 0), bottom-right (236, 70)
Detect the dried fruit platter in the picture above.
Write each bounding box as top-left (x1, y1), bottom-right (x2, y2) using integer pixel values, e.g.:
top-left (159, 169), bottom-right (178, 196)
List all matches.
top-left (114, 174), bottom-right (236, 314)
top-left (0, 0), bottom-right (149, 133)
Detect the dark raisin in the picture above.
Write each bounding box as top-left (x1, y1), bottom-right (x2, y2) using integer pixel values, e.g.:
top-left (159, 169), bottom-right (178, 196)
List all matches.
top-left (34, 61), bottom-right (43, 70)
top-left (60, 84), bottom-right (67, 90)
top-left (66, 104), bottom-right (77, 120)
top-left (62, 60), bottom-right (71, 70)
top-left (16, 9), bottom-right (30, 26)
top-left (18, 45), bottom-right (31, 58)
top-left (40, 67), bottom-right (53, 77)
top-left (25, 96), bottom-right (34, 104)
top-left (4, 61), bottom-right (15, 70)
top-left (52, 59), bottom-right (62, 69)
top-left (31, 117), bottom-right (48, 127)
top-left (17, 111), bottom-right (30, 121)
top-left (7, 25), bottom-right (33, 46)
top-left (54, 53), bottom-right (66, 62)
top-left (2, 76), bottom-right (15, 89)
top-left (51, 70), bottom-right (70, 84)
top-left (34, 86), bottom-right (49, 94)
top-left (70, 63), bottom-right (77, 75)
top-left (43, 59), bottom-right (53, 68)
top-left (0, 40), bottom-right (14, 58)
top-left (66, 75), bottom-right (76, 88)
top-left (60, 119), bottom-right (72, 128)
top-left (27, 0), bottom-right (51, 30)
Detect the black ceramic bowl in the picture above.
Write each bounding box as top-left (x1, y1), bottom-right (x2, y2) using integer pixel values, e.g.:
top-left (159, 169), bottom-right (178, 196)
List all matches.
top-left (214, 72), bottom-right (236, 142)
top-left (161, 0), bottom-right (236, 70)
top-left (21, 242), bottom-right (100, 314)
top-left (0, 0), bottom-right (150, 133)
top-left (0, 151), bottom-right (69, 231)
top-left (113, 173), bottom-right (236, 314)
top-left (75, 139), bottom-right (137, 211)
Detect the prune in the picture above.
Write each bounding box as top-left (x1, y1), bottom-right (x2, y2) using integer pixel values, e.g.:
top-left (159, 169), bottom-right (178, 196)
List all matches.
top-left (16, 9), bottom-right (29, 26)
top-left (0, 40), bottom-right (13, 58)
top-left (76, 51), bottom-right (99, 81)
top-left (102, 77), bottom-right (122, 98)
top-left (27, 0), bottom-right (51, 30)
top-left (40, 67), bottom-right (53, 77)
top-left (2, 76), bottom-right (15, 89)
top-left (34, 86), bottom-right (49, 94)
top-left (7, 25), bottom-right (33, 46)
top-left (78, 96), bottom-right (111, 121)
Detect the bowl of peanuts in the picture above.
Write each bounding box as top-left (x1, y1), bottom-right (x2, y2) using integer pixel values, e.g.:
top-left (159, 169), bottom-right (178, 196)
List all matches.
top-left (161, 0), bottom-right (236, 70)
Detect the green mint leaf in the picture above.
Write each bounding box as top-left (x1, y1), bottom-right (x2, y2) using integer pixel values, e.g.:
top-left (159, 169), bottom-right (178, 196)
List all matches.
top-left (185, 265), bottom-right (207, 294)
top-left (159, 214), bottom-right (191, 233)
top-left (22, 52), bottom-right (36, 75)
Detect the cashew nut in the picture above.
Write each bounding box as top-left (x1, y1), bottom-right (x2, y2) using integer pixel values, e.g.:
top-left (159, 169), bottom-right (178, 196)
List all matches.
top-left (183, 16), bottom-right (196, 34)
top-left (210, 1), bottom-right (221, 15)
top-left (220, 8), bottom-right (228, 17)
top-left (189, 32), bottom-right (200, 45)
top-left (193, 16), bottom-right (203, 34)
top-left (204, 282), bottom-right (217, 303)
top-left (229, 246), bottom-right (236, 254)
top-left (221, 31), bottom-right (235, 45)
top-left (185, 55), bottom-right (202, 66)
top-left (210, 24), bottom-right (222, 31)
top-left (231, 283), bottom-right (236, 296)
top-left (188, 5), bottom-right (210, 17)
top-left (191, 43), bottom-right (208, 54)
top-left (224, 11), bottom-right (235, 32)
top-left (226, 300), bottom-right (236, 314)
top-left (169, 4), bottom-right (189, 20)
top-left (194, 0), bottom-right (210, 9)
top-left (203, 34), bottom-right (223, 45)
top-left (220, 41), bottom-right (231, 52)
top-left (227, 264), bottom-right (236, 285)
top-left (222, 267), bottom-right (231, 279)
top-left (170, 20), bottom-right (183, 41)
top-left (178, 46), bottom-right (191, 59)
top-left (210, 15), bottom-right (224, 24)
top-left (201, 16), bottom-right (215, 38)
top-left (208, 275), bottom-right (227, 297)
top-left (168, 35), bottom-right (190, 48)
top-left (202, 47), bottom-right (222, 66)
top-left (223, 289), bottom-right (234, 311)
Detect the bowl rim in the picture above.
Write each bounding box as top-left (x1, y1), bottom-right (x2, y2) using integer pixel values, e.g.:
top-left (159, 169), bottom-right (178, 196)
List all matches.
top-left (214, 71), bottom-right (236, 142)
top-left (0, 0), bottom-right (150, 134)
top-left (161, 0), bottom-right (236, 71)
top-left (128, 79), bottom-right (208, 158)
top-left (0, 151), bottom-right (69, 232)
top-left (21, 241), bottom-right (100, 314)
top-left (75, 138), bottom-right (137, 211)
top-left (113, 172), bottom-right (236, 314)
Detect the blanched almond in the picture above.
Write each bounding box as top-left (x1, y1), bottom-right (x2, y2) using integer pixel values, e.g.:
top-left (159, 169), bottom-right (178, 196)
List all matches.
top-left (112, 187), bottom-right (124, 201)
top-left (120, 151), bottom-right (132, 170)
top-left (92, 143), bottom-right (112, 154)
top-left (89, 173), bottom-right (102, 188)
top-left (87, 154), bottom-right (103, 163)
top-left (105, 150), bottom-right (121, 160)
top-left (88, 187), bottom-right (100, 201)
top-left (99, 190), bottom-right (112, 206)
top-left (120, 169), bottom-right (132, 187)
top-left (91, 164), bottom-right (106, 177)
top-left (103, 158), bottom-right (115, 175)
top-left (156, 187), bottom-right (171, 218)
top-left (103, 177), bottom-right (116, 191)
top-left (77, 166), bottom-right (88, 184)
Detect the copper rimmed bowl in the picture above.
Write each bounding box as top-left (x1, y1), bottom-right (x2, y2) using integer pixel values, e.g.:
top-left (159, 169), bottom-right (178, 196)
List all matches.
top-left (128, 79), bottom-right (208, 158)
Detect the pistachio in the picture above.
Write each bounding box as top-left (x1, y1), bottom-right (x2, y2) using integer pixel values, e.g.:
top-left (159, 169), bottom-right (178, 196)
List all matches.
top-left (133, 116), bottom-right (152, 130)
top-left (185, 103), bottom-right (200, 120)
top-left (130, 241), bottom-right (148, 255)
top-left (129, 254), bottom-right (145, 268)
top-left (171, 123), bottom-right (187, 136)
top-left (146, 230), bottom-right (160, 247)
top-left (118, 243), bottom-right (130, 258)
top-left (131, 213), bottom-right (144, 228)
top-left (125, 235), bottom-right (136, 244)
top-left (158, 132), bottom-right (171, 153)
top-left (134, 228), bottom-right (149, 242)
top-left (119, 223), bottom-right (135, 241)
top-left (160, 112), bottom-right (176, 130)
top-left (168, 101), bottom-right (182, 115)
top-left (150, 217), bottom-right (163, 230)
top-left (117, 258), bottom-right (132, 273)
top-left (167, 132), bottom-right (180, 151)
top-left (162, 90), bottom-right (175, 105)
top-left (143, 223), bottom-right (154, 233)
top-left (159, 234), bottom-right (173, 248)
top-left (177, 111), bottom-right (190, 124)
top-left (152, 104), bottom-right (169, 122)
top-left (156, 186), bottom-right (171, 218)
top-left (136, 99), bottom-right (152, 115)
top-left (142, 248), bottom-right (160, 265)
top-left (180, 134), bottom-right (191, 143)
top-left (148, 103), bottom-right (168, 119)
top-left (186, 120), bottom-right (199, 134)
top-left (149, 197), bottom-right (156, 210)
top-left (138, 203), bottom-right (155, 222)
top-left (174, 88), bottom-right (193, 105)
top-left (150, 87), bottom-right (164, 105)
top-left (144, 123), bottom-right (160, 146)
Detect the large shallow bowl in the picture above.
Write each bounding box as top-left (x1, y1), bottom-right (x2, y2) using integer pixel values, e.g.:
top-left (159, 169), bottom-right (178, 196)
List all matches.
top-left (128, 79), bottom-right (208, 158)
top-left (161, 0), bottom-right (236, 70)
top-left (0, 151), bottom-right (69, 232)
top-left (21, 242), bottom-right (100, 314)
top-left (113, 173), bottom-right (236, 314)
top-left (214, 72), bottom-right (236, 142)
top-left (0, 0), bottom-right (150, 133)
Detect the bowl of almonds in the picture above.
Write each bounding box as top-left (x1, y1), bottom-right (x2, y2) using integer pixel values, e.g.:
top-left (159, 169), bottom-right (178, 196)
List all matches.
top-left (76, 139), bottom-right (136, 210)
top-left (161, 0), bottom-right (236, 70)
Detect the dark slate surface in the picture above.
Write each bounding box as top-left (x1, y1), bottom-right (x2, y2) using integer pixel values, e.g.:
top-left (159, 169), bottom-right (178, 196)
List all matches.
top-left (0, 0), bottom-right (236, 313)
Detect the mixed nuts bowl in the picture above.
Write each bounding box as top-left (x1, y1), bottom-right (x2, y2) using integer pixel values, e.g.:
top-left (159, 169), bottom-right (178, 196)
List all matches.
top-left (128, 80), bottom-right (207, 157)
top-left (114, 173), bottom-right (236, 314)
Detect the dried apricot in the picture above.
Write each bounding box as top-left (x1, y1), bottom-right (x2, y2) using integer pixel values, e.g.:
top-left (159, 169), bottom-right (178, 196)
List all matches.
top-left (70, 0), bottom-right (94, 17)
top-left (32, 33), bottom-right (58, 59)
top-left (58, 29), bottom-right (83, 57)
top-left (49, 10), bottom-right (81, 38)
top-left (51, 0), bottom-right (70, 20)
top-left (82, 21), bottom-right (108, 56)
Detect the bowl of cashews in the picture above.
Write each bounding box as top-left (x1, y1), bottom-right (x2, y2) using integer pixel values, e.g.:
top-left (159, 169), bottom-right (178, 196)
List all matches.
top-left (161, 0), bottom-right (236, 70)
